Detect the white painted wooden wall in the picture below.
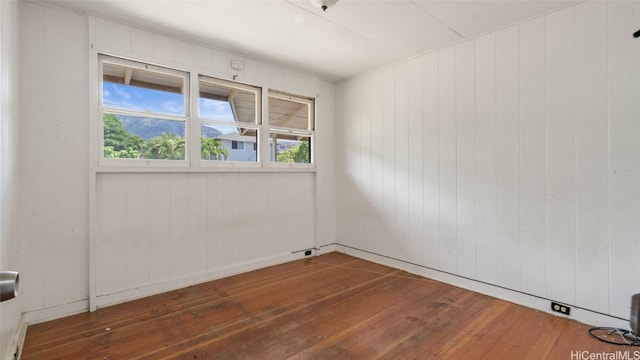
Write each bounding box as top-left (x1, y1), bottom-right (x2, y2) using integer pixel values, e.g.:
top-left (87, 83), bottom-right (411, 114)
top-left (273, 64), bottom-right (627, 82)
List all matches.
top-left (336, 1), bottom-right (640, 321)
top-left (16, 1), bottom-right (335, 321)
top-left (96, 172), bottom-right (315, 306)
top-left (91, 17), bottom-right (320, 98)
top-left (18, 2), bottom-right (90, 317)
top-left (89, 15), bottom-right (326, 308)
top-left (1, 1), bottom-right (21, 358)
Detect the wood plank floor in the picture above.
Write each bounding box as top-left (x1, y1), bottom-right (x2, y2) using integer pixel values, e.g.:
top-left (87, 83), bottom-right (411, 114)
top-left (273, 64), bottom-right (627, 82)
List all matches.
top-left (22, 252), bottom-right (626, 359)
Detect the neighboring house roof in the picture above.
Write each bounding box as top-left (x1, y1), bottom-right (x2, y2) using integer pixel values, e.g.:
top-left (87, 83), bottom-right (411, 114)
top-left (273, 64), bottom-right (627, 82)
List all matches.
top-left (216, 132), bottom-right (257, 143)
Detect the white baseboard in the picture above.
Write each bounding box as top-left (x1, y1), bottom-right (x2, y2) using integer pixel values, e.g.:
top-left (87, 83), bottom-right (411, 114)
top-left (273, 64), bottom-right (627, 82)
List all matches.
top-left (23, 300), bottom-right (90, 326)
top-left (96, 251), bottom-right (307, 309)
top-left (20, 251), bottom-right (308, 326)
top-left (334, 244), bottom-right (629, 330)
top-left (318, 243), bottom-right (336, 255)
top-left (5, 315), bottom-right (26, 360)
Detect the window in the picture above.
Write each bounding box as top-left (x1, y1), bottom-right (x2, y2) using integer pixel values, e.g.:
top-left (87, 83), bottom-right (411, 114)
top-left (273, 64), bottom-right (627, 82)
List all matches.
top-left (199, 76), bottom-right (261, 163)
top-left (100, 55), bottom-right (189, 162)
top-left (97, 54), bottom-right (315, 169)
top-left (268, 91), bottom-right (314, 164)
top-left (231, 141), bottom-right (244, 150)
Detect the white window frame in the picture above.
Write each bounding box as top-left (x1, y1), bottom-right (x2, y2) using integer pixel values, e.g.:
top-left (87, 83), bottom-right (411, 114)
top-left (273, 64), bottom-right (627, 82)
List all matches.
top-left (267, 90), bottom-right (315, 169)
top-left (98, 54), bottom-right (191, 168)
top-left (197, 75), bottom-right (262, 168)
top-left (94, 53), bottom-right (315, 172)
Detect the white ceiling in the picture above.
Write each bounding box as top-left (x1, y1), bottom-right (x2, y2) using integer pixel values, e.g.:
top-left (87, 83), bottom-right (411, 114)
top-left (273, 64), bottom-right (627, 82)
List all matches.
top-left (42, 0), bottom-right (578, 81)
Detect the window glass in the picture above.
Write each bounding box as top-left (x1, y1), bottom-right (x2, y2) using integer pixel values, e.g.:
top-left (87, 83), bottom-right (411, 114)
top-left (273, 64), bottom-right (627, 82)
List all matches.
top-left (103, 62), bottom-right (185, 116)
top-left (201, 124), bottom-right (257, 162)
top-left (103, 113), bottom-right (186, 160)
top-left (99, 55), bottom-right (315, 168)
top-left (268, 92), bottom-right (313, 131)
top-left (268, 91), bottom-right (314, 165)
top-left (270, 133), bottom-right (311, 164)
top-left (199, 97), bottom-right (234, 122)
top-left (199, 77), bottom-right (260, 125)
top-left (101, 56), bottom-right (188, 162)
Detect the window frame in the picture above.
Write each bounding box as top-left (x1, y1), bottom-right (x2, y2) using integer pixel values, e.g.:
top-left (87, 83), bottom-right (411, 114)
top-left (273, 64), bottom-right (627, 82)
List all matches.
top-left (95, 53), bottom-right (316, 172)
top-left (196, 75), bottom-right (262, 168)
top-left (267, 90), bottom-right (315, 168)
top-left (99, 54), bottom-right (191, 168)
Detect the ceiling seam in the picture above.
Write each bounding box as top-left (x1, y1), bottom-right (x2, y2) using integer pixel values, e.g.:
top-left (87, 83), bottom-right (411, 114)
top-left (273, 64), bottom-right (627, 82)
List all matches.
top-left (408, 0), bottom-right (464, 39)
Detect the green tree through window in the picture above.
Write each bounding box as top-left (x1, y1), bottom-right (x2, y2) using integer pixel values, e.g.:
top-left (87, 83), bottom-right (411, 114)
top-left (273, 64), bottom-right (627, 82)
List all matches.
top-left (201, 137), bottom-right (229, 160)
top-left (276, 141), bottom-right (310, 163)
top-left (103, 113), bottom-right (144, 158)
top-left (143, 133), bottom-right (186, 160)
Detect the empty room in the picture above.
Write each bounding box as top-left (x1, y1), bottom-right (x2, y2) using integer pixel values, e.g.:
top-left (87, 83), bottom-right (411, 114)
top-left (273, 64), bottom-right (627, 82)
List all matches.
top-left (1, 0), bottom-right (639, 358)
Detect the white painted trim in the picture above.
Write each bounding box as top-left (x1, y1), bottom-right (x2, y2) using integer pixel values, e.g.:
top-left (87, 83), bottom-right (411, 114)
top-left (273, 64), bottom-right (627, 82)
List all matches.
top-left (334, 244), bottom-right (629, 330)
top-left (23, 300), bottom-right (90, 326)
top-left (313, 175), bottom-right (319, 253)
top-left (5, 315), bottom-right (26, 360)
top-left (88, 15), bottom-right (99, 313)
top-left (96, 251), bottom-right (306, 309)
top-left (318, 243), bottom-right (337, 255)
top-left (94, 166), bottom-right (317, 174)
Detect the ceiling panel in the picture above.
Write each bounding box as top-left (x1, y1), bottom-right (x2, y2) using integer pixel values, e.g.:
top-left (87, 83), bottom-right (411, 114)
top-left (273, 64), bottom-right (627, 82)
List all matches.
top-left (414, 0), bottom-right (576, 38)
top-left (290, 0), bottom-right (462, 59)
top-left (42, 0), bottom-right (580, 81)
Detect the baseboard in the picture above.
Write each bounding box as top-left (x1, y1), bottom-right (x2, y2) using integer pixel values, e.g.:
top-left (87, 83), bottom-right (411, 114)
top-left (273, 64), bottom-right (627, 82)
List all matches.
top-left (318, 242), bottom-right (337, 255)
top-left (23, 300), bottom-right (90, 326)
top-left (5, 315), bottom-right (26, 360)
top-left (19, 251), bottom-right (309, 327)
top-left (334, 244), bottom-right (629, 330)
top-left (96, 251), bottom-right (307, 309)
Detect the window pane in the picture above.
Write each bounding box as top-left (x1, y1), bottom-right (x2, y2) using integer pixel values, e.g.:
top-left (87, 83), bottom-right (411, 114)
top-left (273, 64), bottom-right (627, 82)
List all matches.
top-left (270, 133), bottom-right (311, 164)
top-left (199, 78), bottom-right (259, 124)
top-left (201, 124), bottom-right (257, 162)
top-left (103, 62), bottom-right (185, 116)
top-left (268, 94), bottom-right (313, 131)
top-left (199, 97), bottom-right (234, 122)
top-left (103, 113), bottom-right (185, 160)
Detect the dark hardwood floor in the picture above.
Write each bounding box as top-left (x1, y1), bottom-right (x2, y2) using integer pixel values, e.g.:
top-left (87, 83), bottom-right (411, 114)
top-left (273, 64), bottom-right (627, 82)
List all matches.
top-left (21, 252), bottom-right (627, 359)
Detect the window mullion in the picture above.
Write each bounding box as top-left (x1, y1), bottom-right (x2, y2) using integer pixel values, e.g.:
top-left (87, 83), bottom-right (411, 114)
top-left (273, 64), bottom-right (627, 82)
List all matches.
top-left (102, 107), bottom-right (187, 123)
top-left (189, 71), bottom-right (199, 167)
top-left (261, 87), bottom-right (270, 167)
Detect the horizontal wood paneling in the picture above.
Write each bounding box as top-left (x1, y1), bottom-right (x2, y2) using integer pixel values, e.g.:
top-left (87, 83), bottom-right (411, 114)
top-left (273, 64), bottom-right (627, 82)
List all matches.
top-left (335, 1), bottom-right (639, 320)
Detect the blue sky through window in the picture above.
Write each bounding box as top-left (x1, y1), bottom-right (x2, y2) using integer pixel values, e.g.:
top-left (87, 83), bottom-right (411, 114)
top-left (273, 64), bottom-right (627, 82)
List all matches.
top-left (104, 81), bottom-right (238, 135)
top-left (103, 82), bottom-right (185, 116)
top-left (199, 98), bottom-right (235, 122)
top-left (104, 82), bottom-right (235, 122)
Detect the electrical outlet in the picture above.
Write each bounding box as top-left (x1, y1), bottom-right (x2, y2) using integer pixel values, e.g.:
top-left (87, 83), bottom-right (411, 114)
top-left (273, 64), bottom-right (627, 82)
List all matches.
top-left (551, 301), bottom-right (571, 315)
top-left (304, 250), bottom-right (312, 256)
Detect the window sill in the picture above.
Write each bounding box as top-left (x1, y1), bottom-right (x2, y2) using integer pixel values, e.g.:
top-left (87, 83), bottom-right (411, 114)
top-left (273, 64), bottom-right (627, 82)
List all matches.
top-left (94, 164), bottom-right (316, 174)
